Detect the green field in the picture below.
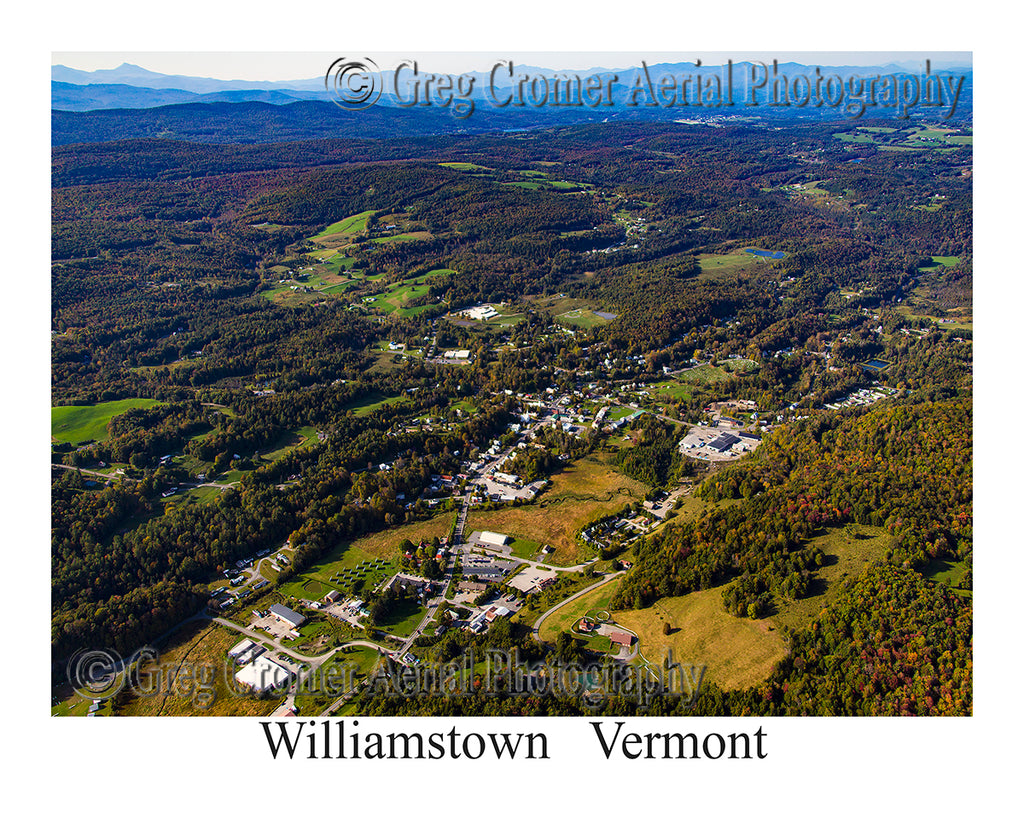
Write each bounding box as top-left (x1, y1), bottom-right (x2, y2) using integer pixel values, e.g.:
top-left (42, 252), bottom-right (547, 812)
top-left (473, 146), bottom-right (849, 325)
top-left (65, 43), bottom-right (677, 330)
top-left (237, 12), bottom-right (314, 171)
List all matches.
top-left (556, 308), bottom-right (612, 329)
top-left (440, 161), bottom-right (492, 172)
top-left (919, 255), bottom-right (961, 271)
top-left (345, 392), bottom-right (410, 417)
top-left (648, 379), bottom-right (694, 402)
top-left (719, 358), bottom-right (759, 373)
top-left (261, 426), bottom-right (319, 460)
top-left (284, 513), bottom-right (457, 600)
top-left (834, 126), bottom-right (972, 150)
top-left (369, 231), bottom-right (431, 245)
top-left (922, 558), bottom-right (970, 596)
top-left (677, 363), bottom-right (731, 386)
top-left (537, 577), bottom-right (622, 644)
top-left (769, 523), bottom-right (893, 634)
top-left (52, 398), bottom-right (164, 445)
top-left (375, 281), bottom-right (433, 314)
top-left (314, 210), bottom-right (375, 240)
top-left (697, 248), bottom-right (771, 278)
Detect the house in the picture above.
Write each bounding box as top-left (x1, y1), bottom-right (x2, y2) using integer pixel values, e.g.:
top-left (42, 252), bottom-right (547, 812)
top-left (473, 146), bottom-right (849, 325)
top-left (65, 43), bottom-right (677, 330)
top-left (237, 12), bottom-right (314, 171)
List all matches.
top-left (608, 631), bottom-right (634, 647)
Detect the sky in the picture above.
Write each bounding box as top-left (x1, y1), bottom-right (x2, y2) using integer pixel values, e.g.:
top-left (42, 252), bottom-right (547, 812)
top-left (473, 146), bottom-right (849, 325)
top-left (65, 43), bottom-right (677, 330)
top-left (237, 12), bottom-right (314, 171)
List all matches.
top-left (52, 51), bottom-right (973, 82)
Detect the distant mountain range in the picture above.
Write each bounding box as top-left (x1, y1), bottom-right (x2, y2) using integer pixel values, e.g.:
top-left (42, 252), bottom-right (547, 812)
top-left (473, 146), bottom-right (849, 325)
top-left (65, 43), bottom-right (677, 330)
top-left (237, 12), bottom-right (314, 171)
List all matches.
top-left (51, 59), bottom-right (972, 144)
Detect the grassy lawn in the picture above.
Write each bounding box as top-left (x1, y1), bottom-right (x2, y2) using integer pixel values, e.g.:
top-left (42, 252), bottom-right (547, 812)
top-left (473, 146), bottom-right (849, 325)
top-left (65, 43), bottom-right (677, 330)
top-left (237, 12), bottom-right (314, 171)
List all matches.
top-left (556, 308), bottom-right (611, 329)
top-left (649, 379), bottom-right (694, 402)
top-left (344, 391), bottom-right (410, 417)
top-left (52, 398), bottom-right (164, 445)
top-left (293, 646), bottom-right (383, 714)
top-left (281, 513), bottom-right (457, 600)
top-left (440, 161), bottom-right (492, 172)
top-left (720, 358), bottom-right (759, 373)
top-left (918, 255), bottom-right (961, 271)
top-left (162, 484), bottom-right (221, 508)
top-left (538, 577), bottom-right (622, 643)
top-left (696, 249), bottom-right (772, 278)
top-left (616, 588), bottom-right (788, 692)
top-left (467, 455), bottom-right (648, 564)
top-left (508, 537), bottom-right (543, 560)
top-left (375, 597), bottom-right (426, 638)
top-left (369, 231), bottom-right (432, 244)
top-left (678, 363), bottom-right (731, 386)
top-left (260, 426), bottom-right (319, 461)
top-left (921, 558), bottom-right (970, 594)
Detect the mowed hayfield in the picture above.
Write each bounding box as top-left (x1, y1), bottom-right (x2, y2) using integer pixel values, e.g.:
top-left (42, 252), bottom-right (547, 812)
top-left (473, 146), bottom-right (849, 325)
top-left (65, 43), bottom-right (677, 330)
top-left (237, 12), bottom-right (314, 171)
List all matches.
top-left (52, 398), bottom-right (164, 444)
top-left (615, 589), bottom-right (788, 691)
top-left (697, 249), bottom-right (765, 278)
top-left (467, 455), bottom-right (649, 564)
top-left (313, 210), bottom-right (375, 243)
top-left (116, 621), bottom-right (280, 716)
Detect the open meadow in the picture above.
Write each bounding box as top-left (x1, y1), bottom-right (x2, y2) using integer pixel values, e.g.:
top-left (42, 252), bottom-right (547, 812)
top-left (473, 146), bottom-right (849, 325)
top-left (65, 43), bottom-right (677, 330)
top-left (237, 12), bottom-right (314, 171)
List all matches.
top-left (467, 454), bottom-right (648, 564)
top-left (52, 398), bottom-right (164, 444)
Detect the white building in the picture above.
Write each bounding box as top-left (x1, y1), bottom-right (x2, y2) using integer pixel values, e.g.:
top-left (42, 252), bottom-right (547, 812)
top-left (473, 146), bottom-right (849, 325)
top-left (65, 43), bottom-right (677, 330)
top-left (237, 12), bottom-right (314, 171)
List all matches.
top-left (234, 655), bottom-right (293, 693)
top-left (461, 304), bottom-right (499, 321)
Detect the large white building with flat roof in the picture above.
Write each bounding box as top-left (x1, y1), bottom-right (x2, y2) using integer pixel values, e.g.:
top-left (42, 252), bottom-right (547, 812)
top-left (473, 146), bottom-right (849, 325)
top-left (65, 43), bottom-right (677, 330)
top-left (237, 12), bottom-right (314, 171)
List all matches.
top-left (234, 655), bottom-right (293, 693)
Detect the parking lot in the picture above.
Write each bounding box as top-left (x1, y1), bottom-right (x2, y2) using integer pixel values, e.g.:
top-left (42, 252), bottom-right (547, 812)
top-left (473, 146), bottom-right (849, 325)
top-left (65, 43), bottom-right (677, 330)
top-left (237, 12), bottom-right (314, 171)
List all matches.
top-left (679, 425), bottom-right (760, 462)
top-left (250, 611), bottom-right (297, 640)
top-left (507, 564), bottom-right (557, 593)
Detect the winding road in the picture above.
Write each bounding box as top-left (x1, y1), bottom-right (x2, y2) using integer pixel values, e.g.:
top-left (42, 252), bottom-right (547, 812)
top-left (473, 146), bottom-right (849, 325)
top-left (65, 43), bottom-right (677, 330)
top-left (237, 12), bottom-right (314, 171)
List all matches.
top-left (530, 570), bottom-right (625, 644)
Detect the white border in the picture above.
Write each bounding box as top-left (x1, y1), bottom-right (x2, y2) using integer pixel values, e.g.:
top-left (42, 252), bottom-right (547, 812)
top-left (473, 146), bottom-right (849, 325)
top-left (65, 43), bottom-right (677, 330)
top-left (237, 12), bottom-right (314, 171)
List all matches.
top-left (15, 1), bottom-right (1015, 813)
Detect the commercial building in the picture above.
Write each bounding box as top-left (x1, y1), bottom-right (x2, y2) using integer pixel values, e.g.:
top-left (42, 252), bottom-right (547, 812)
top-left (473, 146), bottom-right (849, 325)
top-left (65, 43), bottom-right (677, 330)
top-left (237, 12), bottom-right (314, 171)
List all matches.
top-left (233, 655), bottom-right (293, 693)
top-left (478, 531), bottom-right (511, 547)
top-left (269, 603), bottom-right (306, 630)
